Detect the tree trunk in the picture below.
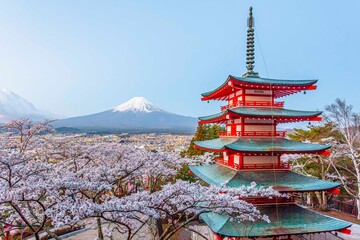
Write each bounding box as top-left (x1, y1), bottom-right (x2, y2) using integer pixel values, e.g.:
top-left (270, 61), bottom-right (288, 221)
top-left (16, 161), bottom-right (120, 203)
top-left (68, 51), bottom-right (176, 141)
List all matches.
top-left (322, 191), bottom-right (328, 211)
top-left (97, 217), bottom-right (104, 240)
top-left (34, 232), bottom-right (40, 240)
top-left (306, 193), bottom-right (311, 206)
top-left (357, 197), bottom-right (360, 220)
top-left (307, 192), bottom-right (315, 207)
top-left (315, 191), bottom-right (328, 211)
top-left (156, 219), bottom-right (164, 238)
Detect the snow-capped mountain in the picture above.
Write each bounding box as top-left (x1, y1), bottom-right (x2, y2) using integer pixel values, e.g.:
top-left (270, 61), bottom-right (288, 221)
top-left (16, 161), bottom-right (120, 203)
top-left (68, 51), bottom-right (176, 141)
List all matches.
top-left (113, 97), bottom-right (163, 113)
top-left (0, 88), bottom-right (51, 122)
top-left (53, 97), bottom-right (197, 134)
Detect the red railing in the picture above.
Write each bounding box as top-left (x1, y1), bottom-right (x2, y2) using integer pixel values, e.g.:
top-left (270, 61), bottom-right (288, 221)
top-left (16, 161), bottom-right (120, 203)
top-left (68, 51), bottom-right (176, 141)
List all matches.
top-left (242, 162), bottom-right (290, 170)
top-left (215, 159), bottom-right (290, 170)
top-left (219, 131), bottom-right (286, 138)
top-left (219, 131), bottom-right (240, 137)
top-left (221, 100), bottom-right (284, 111)
top-left (216, 158), bottom-right (240, 170)
top-left (243, 131), bottom-right (286, 137)
top-left (246, 196), bottom-right (294, 204)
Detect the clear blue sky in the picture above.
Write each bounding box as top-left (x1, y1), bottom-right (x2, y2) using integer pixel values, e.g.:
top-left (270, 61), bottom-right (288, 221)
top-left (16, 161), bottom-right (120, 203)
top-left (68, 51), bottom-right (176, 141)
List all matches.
top-left (0, 1), bottom-right (359, 118)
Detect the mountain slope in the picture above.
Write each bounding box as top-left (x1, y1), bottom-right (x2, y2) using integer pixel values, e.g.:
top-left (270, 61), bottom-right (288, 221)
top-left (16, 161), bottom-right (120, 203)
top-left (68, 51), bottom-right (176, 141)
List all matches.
top-left (53, 97), bottom-right (198, 134)
top-left (0, 88), bottom-right (51, 122)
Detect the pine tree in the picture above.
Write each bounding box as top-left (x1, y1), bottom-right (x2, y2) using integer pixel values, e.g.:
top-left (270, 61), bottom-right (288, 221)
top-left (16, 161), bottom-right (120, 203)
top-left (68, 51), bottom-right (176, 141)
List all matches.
top-left (178, 124), bottom-right (223, 182)
top-left (183, 124), bottom-right (223, 156)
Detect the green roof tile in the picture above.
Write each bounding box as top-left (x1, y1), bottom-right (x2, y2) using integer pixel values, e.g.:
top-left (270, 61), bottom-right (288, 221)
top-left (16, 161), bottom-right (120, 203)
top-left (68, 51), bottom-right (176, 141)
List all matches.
top-left (231, 75), bottom-right (318, 86)
top-left (198, 107), bottom-right (322, 121)
top-left (201, 75), bottom-right (318, 97)
top-left (189, 164), bottom-right (340, 192)
top-left (201, 204), bottom-right (351, 237)
top-left (194, 137), bottom-right (237, 151)
top-left (194, 138), bottom-right (330, 153)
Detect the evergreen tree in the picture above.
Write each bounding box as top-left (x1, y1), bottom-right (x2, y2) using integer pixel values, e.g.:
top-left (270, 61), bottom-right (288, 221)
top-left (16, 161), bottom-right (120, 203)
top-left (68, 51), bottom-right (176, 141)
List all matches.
top-left (184, 124), bottom-right (223, 156)
top-left (178, 124), bottom-right (223, 182)
top-left (288, 123), bottom-right (344, 211)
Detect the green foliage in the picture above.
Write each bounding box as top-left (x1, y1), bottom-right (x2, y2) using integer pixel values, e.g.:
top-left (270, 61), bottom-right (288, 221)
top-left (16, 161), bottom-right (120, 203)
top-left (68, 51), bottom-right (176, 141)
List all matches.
top-left (175, 164), bottom-right (196, 182)
top-left (177, 124), bottom-right (223, 182)
top-left (288, 124), bottom-right (339, 179)
top-left (288, 123), bottom-right (342, 143)
top-left (289, 123), bottom-right (356, 195)
top-left (183, 124), bottom-right (223, 156)
top-left (288, 123), bottom-right (346, 211)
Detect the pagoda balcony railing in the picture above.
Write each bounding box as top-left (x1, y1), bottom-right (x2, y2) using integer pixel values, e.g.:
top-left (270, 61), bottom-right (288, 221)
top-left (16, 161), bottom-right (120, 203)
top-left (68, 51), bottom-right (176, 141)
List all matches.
top-left (221, 100), bottom-right (284, 111)
top-left (219, 131), bottom-right (286, 138)
top-left (242, 162), bottom-right (290, 170)
top-left (245, 196), bottom-right (295, 204)
top-left (216, 158), bottom-right (290, 170)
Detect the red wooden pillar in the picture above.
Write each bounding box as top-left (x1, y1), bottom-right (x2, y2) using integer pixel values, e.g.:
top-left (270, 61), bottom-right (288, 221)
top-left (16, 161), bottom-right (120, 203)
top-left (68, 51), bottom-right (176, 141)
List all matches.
top-left (242, 88), bottom-right (245, 105)
top-left (228, 153), bottom-right (234, 167)
top-left (241, 117), bottom-right (244, 136)
top-left (273, 119), bottom-right (277, 135)
top-left (240, 154), bottom-right (244, 169)
top-left (232, 124), bottom-right (236, 136)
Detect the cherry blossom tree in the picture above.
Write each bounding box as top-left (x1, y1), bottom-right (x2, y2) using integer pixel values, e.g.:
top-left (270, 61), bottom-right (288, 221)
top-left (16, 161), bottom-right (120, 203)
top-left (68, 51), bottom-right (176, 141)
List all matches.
top-left (286, 124), bottom-right (345, 210)
top-left (0, 119), bottom-right (62, 240)
top-left (324, 99), bottom-right (360, 218)
top-left (82, 181), bottom-right (278, 240)
top-left (1, 118), bottom-right (54, 152)
top-left (0, 118), bottom-right (279, 240)
top-left (288, 100), bottom-right (360, 215)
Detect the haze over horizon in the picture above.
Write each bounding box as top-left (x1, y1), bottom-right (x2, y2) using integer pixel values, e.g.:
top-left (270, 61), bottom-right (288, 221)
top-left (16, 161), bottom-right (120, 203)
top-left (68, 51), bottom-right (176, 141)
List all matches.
top-left (0, 0), bottom-right (359, 118)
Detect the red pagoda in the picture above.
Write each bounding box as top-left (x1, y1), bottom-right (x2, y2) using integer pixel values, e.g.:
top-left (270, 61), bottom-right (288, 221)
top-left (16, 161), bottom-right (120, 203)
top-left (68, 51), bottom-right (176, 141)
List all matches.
top-left (190, 7), bottom-right (352, 239)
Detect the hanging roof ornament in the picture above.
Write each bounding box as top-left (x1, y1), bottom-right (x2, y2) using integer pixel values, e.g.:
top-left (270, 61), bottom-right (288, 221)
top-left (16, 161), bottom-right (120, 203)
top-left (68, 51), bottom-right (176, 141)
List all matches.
top-left (242, 7), bottom-right (259, 78)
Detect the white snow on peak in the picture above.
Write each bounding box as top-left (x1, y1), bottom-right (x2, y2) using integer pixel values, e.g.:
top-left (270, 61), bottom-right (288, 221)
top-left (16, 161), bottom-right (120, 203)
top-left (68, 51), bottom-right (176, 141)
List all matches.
top-left (0, 88), bottom-right (38, 115)
top-left (0, 88), bottom-right (53, 121)
top-left (113, 97), bottom-right (164, 113)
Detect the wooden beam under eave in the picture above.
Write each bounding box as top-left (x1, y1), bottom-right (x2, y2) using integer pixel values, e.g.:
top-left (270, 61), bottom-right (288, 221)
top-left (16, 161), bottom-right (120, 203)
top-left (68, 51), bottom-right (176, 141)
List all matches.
top-left (306, 85), bottom-right (317, 90)
top-left (310, 116), bottom-right (322, 121)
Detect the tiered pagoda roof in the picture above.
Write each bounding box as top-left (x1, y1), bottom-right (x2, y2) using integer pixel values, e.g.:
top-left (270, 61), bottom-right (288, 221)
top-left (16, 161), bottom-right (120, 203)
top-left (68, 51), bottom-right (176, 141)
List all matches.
top-left (199, 107), bottom-right (322, 124)
top-left (201, 204), bottom-right (351, 238)
top-left (201, 75), bottom-right (318, 101)
top-left (194, 138), bottom-right (330, 154)
top-left (190, 164), bottom-right (339, 192)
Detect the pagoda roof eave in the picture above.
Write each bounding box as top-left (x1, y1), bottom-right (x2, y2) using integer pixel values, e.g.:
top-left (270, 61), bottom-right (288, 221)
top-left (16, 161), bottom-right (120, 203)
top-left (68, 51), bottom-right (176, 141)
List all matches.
top-left (230, 75), bottom-right (318, 86)
top-left (194, 138), bottom-right (331, 154)
top-left (194, 137), bottom-right (235, 151)
top-left (198, 107), bottom-right (322, 124)
top-left (201, 76), bottom-right (232, 101)
top-left (200, 204), bottom-right (351, 238)
top-left (201, 75), bottom-right (318, 101)
top-left (189, 164), bottom-right (340, 192)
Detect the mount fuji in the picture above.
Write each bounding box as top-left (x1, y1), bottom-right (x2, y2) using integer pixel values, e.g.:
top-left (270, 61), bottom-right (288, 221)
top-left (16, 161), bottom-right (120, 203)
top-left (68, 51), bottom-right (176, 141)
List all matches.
top-left (112, 97), bottom-right (164, 113)
top-left (0, 88), bottom-right (52, 122)
top-left (53, 97), bottom-right (198, 134)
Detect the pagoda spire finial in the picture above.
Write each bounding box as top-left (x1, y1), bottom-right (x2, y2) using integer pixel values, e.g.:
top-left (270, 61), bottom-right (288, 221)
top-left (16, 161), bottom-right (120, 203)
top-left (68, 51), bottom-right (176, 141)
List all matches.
top-left (242, 6), bottom-right (259, 78)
